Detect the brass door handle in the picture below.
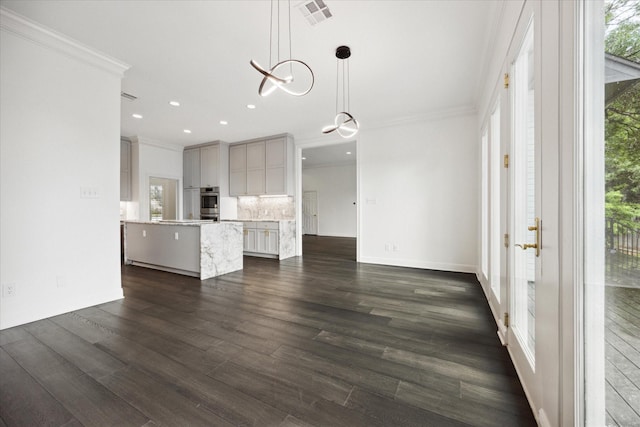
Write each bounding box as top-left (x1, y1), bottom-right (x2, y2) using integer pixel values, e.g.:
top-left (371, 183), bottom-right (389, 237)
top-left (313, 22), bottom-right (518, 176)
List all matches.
top-left (515, 217), bottom-right (541, 257)
top-left (515, 243), bottom-right (537, 250)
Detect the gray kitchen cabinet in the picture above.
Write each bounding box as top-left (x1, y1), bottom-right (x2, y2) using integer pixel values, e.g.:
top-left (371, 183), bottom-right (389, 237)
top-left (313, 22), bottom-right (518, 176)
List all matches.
top-left (229, 144), bottom-right (247, 196)
top-left (265, 137), bottom-right (287, 195)
top-left (256, 228), bottom-right (279, 254)
top-left (183, 148), bottom-right (201, 189)
top-left (246, 141), bottom-right (265, 195)
top-left (120, 138), bottom-right (131, 201)
top-left (125, 222), bottom-right (201, 274)
top-left (183, 142), bottom-right (228, 217)
top-left (200, 144), bottom-right (219, 187)
top-left (229, 134), bottom-right (294, 196)
top-left (243, 227), bottom-right (257, 252)
top-left (244, 221), bottom-right (278, 257)
top-left (183, 188), bottom-right (200, 220)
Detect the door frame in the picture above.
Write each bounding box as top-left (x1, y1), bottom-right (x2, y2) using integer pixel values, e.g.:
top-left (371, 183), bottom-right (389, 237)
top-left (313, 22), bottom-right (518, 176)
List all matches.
top-left (295, 136), bottom-right (360, 259)
top-left (561, 0), bottom-right (605, 425)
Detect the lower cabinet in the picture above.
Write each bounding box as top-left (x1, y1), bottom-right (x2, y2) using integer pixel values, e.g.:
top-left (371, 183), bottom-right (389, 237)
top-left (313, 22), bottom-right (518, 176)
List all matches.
top-left (243, 222), bottom-right (279, 257)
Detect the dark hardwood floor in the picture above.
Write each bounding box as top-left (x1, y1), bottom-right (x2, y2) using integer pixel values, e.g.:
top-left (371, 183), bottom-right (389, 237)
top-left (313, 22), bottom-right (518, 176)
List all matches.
top-left (1, 236), bottom-right (536, 426)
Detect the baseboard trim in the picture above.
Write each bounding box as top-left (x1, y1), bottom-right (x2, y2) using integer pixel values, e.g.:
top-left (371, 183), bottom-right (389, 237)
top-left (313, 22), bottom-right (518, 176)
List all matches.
top-left (358, 256), bottom-right (476, 274)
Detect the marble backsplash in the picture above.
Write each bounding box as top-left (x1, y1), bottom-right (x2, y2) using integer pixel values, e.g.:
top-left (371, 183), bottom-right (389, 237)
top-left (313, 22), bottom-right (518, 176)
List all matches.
top-left (237, 196), bottom-right (295, 220)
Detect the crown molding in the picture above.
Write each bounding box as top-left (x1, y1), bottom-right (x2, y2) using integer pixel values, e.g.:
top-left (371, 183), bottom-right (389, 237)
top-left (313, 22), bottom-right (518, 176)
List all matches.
top-left (368, 105), bottom-right (477, 132)
top-left (0, 7), bottom-right (130, 76)
top-left (131, 136), bottom-right (184, 153)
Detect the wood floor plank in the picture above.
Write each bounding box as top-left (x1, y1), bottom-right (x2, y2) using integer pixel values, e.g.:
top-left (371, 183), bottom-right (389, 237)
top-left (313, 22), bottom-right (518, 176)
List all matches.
top-left (2, 337), bottom-right (149, 426)
top-left (345, 386), bottom-right (471, 427)
top-left (0, 347), bottom-right (77, 426)
top-left (95, 333), bottom-right (287, 426)
top-left (23, 320), bottom-right (125, 380)
top-left (395, 380), bottom-right (536, 427)
top-left (271, 344), bottom-right (400, 398)
top-left (210, 361), bottom-right (383, 427)
top-left (220, 347), bottom-right (354, 405)
top-left (98, 365), bottom-right (233, 427)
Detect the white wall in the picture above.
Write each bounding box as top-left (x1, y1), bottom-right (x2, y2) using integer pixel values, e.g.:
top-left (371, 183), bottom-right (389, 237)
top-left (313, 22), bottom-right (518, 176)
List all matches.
top-left (130, 137), bottom-right (183, 221)
top-left (0, 9), bottom-right (129, 329)
top-left (358, 112), bottom-right (478, 273)
top-left (303, 164), bottom-right (357, 237)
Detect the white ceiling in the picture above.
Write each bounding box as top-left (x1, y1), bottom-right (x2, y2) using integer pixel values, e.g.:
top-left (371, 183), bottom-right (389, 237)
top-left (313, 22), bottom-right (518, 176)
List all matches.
top-left (2, 0), bottom-right (498, 147)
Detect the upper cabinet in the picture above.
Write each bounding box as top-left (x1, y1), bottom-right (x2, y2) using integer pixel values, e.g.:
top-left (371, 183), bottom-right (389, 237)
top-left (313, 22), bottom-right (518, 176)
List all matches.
top-left (183, 148), bottom-right (201, 189)
top-left (200, 145), bottom-right (220, 187)
top-left (120, 138), bottom-right (132, 201)
top-left (229, 134), bottom-right (294, 196)
top-left (183, 141), bottom-right (229, 194)
top-left (246, 141), bottom-right (265, 195)
top-left (229, 144), bottom-right (247, 196)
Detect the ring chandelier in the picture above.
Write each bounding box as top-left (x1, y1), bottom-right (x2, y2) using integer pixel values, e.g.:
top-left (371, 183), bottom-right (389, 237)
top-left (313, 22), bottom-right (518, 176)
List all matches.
top-left (322, 45), bottom-right (359, 139)
top-left (250, 0), bottom-right (314, 97)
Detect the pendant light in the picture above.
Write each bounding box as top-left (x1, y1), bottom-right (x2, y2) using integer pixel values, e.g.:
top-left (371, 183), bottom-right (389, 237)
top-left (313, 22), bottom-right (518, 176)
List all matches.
top-left (322, 46), bottom-right (359, 138)
top-left (250, 0), bottom-right (314, 97)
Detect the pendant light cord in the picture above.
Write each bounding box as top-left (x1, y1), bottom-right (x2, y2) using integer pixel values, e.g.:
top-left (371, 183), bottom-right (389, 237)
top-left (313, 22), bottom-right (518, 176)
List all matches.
top-left (288, 0), bottom-right (293, 77)
top-left (335, 59), bottom-right (339, 115)
top-left (347, 58), bottom-right (350, 113)
top-left (269, 0), bottom-right (273, 68)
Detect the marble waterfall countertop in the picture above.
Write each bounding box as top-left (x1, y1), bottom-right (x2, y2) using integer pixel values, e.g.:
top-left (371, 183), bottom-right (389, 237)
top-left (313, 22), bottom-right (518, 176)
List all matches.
top-left (123, 220), bottom-right (243, 279)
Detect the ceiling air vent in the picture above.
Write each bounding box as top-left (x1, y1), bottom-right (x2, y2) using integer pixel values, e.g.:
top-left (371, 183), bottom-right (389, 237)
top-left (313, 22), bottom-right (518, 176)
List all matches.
top-left (297, 0), bottom-right (332, 26)
top-left (120, 92), bottom-right (137, 102)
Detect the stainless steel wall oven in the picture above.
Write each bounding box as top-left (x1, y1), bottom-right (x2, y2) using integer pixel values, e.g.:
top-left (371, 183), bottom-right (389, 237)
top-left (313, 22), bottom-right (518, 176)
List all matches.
top-left (200, 187), bottom-right (219, 221)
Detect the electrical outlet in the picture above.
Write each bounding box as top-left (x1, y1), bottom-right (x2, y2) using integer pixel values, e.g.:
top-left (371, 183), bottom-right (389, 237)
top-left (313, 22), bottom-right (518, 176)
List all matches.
top-left (392, 244), bottom-right (399, 252)
top-left (56, 276), bottom-right (66, 289)
top-left (174, 232), bottom-right (179, 240)
top-left (142, 230), bottom-right (146, 237)
top-left (2, 283), bottom-right (16, 298)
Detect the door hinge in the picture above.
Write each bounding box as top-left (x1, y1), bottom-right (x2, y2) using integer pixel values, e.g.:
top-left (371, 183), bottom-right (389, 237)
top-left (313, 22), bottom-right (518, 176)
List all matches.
top-left (504, 73), bottom-right (509, 89)
top-left (504, 154), bottom-right (509, 168)
top-left (504, 312), bottom-right (509, 327)
top-left (504, 233), bottom-right (509, 248)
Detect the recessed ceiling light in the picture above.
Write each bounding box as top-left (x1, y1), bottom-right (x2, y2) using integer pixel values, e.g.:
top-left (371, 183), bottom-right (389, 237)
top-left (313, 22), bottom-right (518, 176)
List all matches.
top-left (247, 104), bottom-right (256, 109)
top-left (302, 157), bottom-right (307, 160)
top-left (132, 113), bottom-right (143, 119)
top-left (346, 151), bottom-right (352, 155)
top-left (169, 101), bottom-right (180, 107)
top-left (220, 120), bottom-right (228, 125)
top-left (183, 129), bottom-right (192, 134)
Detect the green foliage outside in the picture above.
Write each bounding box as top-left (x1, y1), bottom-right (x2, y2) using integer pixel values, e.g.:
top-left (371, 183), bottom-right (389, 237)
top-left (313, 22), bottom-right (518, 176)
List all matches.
top-left (605, 0), bottom-right (640, 230)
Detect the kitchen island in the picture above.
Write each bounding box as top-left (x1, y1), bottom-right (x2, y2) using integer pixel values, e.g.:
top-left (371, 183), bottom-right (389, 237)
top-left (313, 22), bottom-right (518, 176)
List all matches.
top-left (123, 220), bottom-right (243, 279)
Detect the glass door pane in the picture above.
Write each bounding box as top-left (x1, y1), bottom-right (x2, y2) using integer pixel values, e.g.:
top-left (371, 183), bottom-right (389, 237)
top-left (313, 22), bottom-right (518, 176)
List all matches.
top-left (511, 22), bottom-right (536, 363)
top-left (490, 103), bottom-right (502, 301)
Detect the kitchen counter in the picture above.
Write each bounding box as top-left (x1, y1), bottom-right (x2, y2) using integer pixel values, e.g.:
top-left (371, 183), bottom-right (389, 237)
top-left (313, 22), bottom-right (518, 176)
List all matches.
top-left (123, 220), bottom-right (243, 279)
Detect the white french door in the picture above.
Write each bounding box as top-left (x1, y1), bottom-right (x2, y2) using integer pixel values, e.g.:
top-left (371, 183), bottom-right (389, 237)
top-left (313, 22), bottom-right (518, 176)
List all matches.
top-left (302, 190), bottom-right (318, 235)
top-left (503, 1), bottom-right (562, 422)
top-left (508, 9), bottom-right (540, 391)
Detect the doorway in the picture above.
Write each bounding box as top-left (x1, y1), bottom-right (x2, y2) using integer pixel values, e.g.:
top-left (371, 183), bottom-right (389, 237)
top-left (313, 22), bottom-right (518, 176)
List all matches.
top-left (148, 177), bottom-right (178, 221)
top-left (299, 141), bottom-right (357, 261)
